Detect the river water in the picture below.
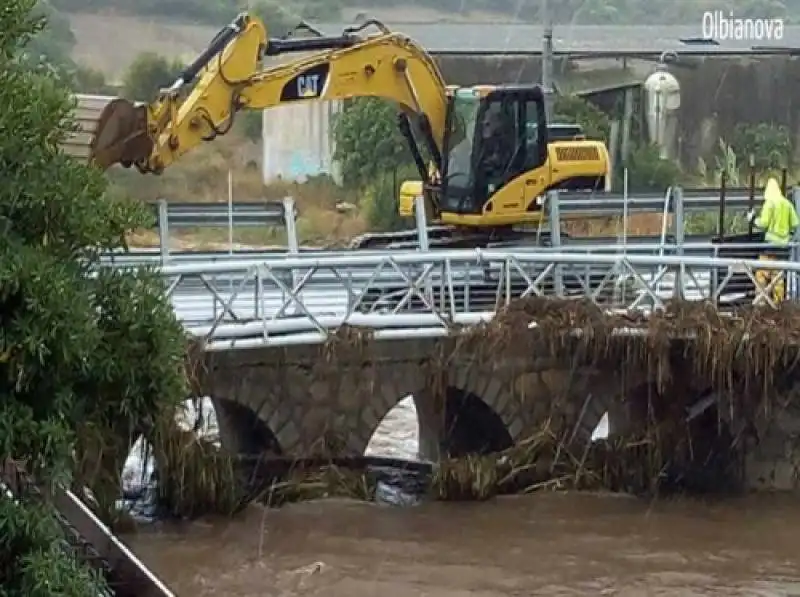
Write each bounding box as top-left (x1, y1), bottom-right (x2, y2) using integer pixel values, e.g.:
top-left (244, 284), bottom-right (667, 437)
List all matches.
top-left (123, 398), bottom-right (800, 596)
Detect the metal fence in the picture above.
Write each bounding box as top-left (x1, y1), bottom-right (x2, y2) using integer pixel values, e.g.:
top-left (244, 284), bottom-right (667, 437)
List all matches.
top-left (121, 184), bottom-right (800, 351)
top-left (160, 250), bottom-right (800, 350)
top-left (141, 197), bottom-right (299, 264)
top-left (109, 185), bottom-right (793, 268)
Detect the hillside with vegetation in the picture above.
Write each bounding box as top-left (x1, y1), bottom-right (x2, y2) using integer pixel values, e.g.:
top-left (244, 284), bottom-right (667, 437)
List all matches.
top-left (49, 0), bottom-right (797, 28)
top-left (37, 0), bottom-right (796, 80)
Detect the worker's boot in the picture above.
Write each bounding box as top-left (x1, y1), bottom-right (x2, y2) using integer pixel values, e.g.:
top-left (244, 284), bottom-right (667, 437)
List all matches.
top-left (774, 274), bottom-right (786, 304)
top-left (755, 256), bottom-right (773, 305)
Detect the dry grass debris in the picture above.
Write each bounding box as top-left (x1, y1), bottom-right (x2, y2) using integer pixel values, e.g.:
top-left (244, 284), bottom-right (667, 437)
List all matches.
top-left (457, 297), bottom-right (800, 401)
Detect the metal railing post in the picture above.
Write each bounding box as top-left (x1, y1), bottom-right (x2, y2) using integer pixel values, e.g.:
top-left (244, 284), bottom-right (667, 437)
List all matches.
top-left (791, 186), bottom-right (800, 301)
top-left (547, 190), bottom-right (564, 297)
top-left (673, 186), bottom-right (685, 300)
top-left (283, 196), bottom-right (301, 316)
top-left (414, 195), bottom-right (430, 252)
top-left (157, 199), bottom-right (170, 266)
top-left (414, 195), bottom-right (433, 307)
top-left (283, 196), bottom-right (299, 253)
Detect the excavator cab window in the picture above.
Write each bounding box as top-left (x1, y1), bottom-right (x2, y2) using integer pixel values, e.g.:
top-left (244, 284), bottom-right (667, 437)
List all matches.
top-left (440, 86), bottom-right (548, 215)
top-left (440, 90), bottom-right (481, 212)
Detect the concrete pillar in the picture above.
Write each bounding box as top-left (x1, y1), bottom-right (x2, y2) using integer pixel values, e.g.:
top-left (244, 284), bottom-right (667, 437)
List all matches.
top-left (413, 388), bottom-right (443, 462)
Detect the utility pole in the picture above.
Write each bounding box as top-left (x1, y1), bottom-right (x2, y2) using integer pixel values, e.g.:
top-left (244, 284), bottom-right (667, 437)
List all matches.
top-left (541, 0), bottom-right (554, 121)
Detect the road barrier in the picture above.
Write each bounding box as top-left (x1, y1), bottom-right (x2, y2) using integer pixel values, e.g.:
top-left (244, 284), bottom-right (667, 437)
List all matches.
top-left (102, 185), bottom-right (800, 270)
top-left (147, 197), bottom-right (299, 264)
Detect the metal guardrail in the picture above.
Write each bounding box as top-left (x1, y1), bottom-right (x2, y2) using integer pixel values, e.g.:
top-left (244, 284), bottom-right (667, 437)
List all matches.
top-left (150, 200), bottom-right (293, 228)
top-left (103, 237), bottom-right (797, 266)
top-left (557, 188), bottom-right (759, 215)
top-left (1, 459), bottom-right (173, 597)
top-left (113, 185), bottom-right (791, 268)
top-left (146, 197), bottom-right (300, 264)
top-left (160, 250), bottom-right (799, 350)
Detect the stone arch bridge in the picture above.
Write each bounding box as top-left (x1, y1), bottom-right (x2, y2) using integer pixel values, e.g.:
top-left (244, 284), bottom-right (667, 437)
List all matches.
top-left (200, 338), bottom-right (635, 460)
top-left (193, 306), bottom-right (800, 492)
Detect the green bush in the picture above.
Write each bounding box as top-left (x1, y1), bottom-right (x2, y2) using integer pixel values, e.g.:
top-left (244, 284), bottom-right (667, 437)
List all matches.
top-left (621, 143), bottom-right (683, 192)
top-left (0, 1), bottom-right (188, 593)
top-left (730, 122), bottom-right (792, 173)
top-left (122, 51), bottom-right (185, 101)
top-left (553, 94), bottom-right (611, 141)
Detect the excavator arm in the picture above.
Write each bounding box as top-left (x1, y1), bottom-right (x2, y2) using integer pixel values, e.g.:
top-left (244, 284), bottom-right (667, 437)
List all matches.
top-left (90, 14), bottom-right (448, 185)
top-left (90, 13), bottom-right (611, 241)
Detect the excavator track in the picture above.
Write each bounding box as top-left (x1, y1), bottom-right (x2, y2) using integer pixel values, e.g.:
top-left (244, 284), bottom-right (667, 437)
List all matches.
top-left (1, 459), bottom-right (174, 597)
top-left (348, 225), bottom-right (556, 250)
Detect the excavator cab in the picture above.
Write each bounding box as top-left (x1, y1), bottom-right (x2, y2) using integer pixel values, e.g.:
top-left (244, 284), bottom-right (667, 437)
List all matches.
top-left (402, 84), bottom-right (608, 228)
top-left (438, 85), bottom-right (549, 219)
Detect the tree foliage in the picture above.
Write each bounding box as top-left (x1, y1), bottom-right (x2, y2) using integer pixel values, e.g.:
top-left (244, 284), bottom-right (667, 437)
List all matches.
top-left (332, 98), bottom-right (414, 191)
top-left (0, 0), bottom-right (188, 593)
top-left (18, 2), bottom-right (112, 94)
top-left (554, 94), bottom-right (610, 141)
top-left (730, 122), bottom-right (792, 173)
top-left (122, 51), bottom-right (185, 101)
top-left (622, 143), bottom-right (683, 192)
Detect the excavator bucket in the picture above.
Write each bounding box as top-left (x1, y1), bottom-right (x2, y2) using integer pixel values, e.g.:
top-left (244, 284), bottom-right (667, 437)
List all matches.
top-left (88, 98), bottom-right (153, 170)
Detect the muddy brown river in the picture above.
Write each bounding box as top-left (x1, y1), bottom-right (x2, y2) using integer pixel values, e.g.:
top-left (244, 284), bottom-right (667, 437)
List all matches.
top-left (128, 494), bottom-right (800, 596)
top-left (125, 398), bottom-right (800, 596)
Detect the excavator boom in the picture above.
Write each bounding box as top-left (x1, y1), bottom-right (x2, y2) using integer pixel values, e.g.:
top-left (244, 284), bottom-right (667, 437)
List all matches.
top-left (88, 13), bottom-right (610, 239)
top-left (90, 14), bottom-right (447, 180)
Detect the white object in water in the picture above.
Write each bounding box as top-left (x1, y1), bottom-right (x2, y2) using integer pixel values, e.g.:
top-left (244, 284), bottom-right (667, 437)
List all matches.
top-left (592, 412), bottom-right (610, 441)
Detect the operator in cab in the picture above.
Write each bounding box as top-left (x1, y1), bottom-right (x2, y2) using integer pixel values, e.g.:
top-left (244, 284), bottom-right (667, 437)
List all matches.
top-left (480, 104), bottom-right (515, 195)
top-left (746, 177), bottom-right (799, 303)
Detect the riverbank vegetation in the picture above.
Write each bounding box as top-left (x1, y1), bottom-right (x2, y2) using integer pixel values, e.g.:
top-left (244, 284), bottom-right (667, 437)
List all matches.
top-left (0, 0), bottom-right (193, 592)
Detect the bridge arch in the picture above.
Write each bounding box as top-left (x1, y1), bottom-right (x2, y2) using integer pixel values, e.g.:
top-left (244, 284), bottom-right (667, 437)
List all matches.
top-left (446, 362), bottom-right (653, 455)
top-left (446, 364), bottom-right (519, 453)
top-left (211, 396), bottom-right (283, 456)
top-left (364, 396), bottom-right (420, 459)
top-left (350, 362), bottom-right (428, 455)
top-left (442, 386), bottom-right (513, 456)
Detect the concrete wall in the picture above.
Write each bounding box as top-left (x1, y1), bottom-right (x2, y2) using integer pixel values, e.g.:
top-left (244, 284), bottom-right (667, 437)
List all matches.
top-left (261, 101), bottom-right (342, 184)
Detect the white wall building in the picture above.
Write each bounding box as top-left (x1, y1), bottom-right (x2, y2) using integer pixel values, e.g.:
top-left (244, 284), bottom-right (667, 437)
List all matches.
top-left (261, 101), bottom-right (342, 184)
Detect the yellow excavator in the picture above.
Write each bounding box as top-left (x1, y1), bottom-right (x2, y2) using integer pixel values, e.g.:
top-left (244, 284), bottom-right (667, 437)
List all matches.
top-left (88, 14), bottom-right (610, 249)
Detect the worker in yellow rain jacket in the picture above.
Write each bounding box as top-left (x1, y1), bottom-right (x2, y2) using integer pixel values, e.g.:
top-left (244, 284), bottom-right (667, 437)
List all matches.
top-left (746, 177), bottom-right (799, 303)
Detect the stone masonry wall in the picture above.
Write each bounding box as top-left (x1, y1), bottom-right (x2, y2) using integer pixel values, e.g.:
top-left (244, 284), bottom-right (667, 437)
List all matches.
top-left (200, 341), bottom-right (646, 460)
top-left (198, 336), bottom-right (800, 493)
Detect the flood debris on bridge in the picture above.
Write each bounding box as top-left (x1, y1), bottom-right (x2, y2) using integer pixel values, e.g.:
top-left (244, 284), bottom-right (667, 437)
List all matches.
top-left (434, 297), bottom-right (800, 499)
top-left (156, 297), bottom-right (800, 518)
top-left (461, 296), bottom-right (800, 399)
